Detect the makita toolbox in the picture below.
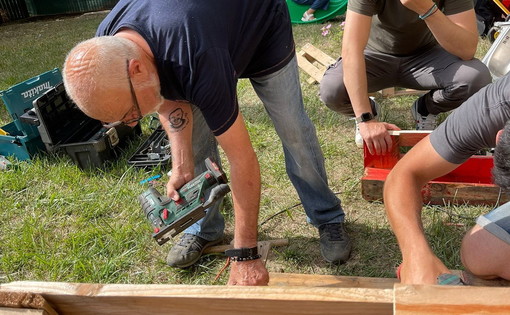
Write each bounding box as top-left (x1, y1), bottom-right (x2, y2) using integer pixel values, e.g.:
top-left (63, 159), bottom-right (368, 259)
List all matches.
top-left (0, 69), bottom-right (62, 160)
top-left (30, 82), bottom-right (141, 170)
top-left (1, 68), bottom-right (62, 138)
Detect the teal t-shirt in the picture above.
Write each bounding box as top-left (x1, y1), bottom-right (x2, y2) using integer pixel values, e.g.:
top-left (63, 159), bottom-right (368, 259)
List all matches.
top-left (347, 0), bottom-right (474, 56)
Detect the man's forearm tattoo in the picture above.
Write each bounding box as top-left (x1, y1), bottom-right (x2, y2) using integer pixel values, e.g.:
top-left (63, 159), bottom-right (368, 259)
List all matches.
top-left (168, 108), bottom-right (189, 132)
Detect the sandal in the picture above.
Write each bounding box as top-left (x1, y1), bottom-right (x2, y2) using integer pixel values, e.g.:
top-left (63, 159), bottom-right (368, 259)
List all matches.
top-left (396, 264), bottom-right (466, 285)
top-left (437, 273), bottom-right (466, 286)
top-left (301, 12), bottom-right (315, 22)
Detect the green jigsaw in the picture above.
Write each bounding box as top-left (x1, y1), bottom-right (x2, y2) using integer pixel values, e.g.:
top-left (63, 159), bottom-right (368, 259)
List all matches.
top-left (138, 157), bottom-right (230, 245)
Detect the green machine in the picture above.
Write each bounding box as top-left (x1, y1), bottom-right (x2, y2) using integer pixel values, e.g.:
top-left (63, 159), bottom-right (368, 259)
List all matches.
top-left (139, 158), bottom-right (230, 245)
top-left (286, 0), bottom-right (347, 24)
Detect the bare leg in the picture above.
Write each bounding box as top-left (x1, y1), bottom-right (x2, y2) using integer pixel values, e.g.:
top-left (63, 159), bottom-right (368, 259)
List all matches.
top-left (461, 224), bottom-right (510, 280)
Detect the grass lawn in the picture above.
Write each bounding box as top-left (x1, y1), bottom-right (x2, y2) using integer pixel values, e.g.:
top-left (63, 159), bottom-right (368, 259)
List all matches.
top-left (0, 12), bottom-right (495, 285)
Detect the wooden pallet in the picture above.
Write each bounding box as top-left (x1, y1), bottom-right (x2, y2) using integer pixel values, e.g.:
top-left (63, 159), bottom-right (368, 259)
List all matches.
top-left (362, 130), bottom-right (510, 205)
top-left (296, 43), bottom-right (336, 84)
top-left (1, 273), bottom-right (509, 314)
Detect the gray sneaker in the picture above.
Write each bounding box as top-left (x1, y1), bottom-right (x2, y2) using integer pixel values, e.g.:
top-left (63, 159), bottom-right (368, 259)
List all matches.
top-left (318, 223), bottom-right (352, 264)
top-left (167, 233), bottom-right (222, 268)
top-left (411, 99), bottom-right (438, 130)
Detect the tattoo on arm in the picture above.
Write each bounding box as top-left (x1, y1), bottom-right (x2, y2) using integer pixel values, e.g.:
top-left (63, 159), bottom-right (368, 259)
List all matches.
top-left (168, 108), bottom-right (189, 132)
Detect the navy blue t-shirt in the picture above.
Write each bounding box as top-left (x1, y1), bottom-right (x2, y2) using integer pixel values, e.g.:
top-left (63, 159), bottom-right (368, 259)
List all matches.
top-left (96, 0), bottom-right (295, 135)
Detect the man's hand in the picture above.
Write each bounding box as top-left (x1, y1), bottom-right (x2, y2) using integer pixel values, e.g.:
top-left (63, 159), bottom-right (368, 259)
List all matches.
top-left (166, 166), bottom-right (194, 200)
top-left (228, 259), bottom-right (269, 286)
top-left (359, 120), bottom-right (400, 155)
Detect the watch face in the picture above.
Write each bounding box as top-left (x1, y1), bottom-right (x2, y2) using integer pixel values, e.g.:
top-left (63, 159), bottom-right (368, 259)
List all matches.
top-left (361, 112), bottom-right (373, 122)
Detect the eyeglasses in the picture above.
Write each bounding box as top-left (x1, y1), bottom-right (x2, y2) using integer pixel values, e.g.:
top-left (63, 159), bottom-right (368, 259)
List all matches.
top-left (103, 60), bottom-right (143, 128)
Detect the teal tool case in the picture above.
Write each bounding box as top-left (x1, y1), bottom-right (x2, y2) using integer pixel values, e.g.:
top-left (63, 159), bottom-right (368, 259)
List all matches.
top-left (0, 69), bottom-right (62, 160)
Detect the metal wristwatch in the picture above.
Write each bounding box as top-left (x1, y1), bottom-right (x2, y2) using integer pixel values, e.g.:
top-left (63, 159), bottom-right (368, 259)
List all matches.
top-left (355, 112), bottom-right (375, 123)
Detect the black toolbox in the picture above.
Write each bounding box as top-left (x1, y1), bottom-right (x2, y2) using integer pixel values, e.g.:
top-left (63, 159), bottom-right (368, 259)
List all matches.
top-left (30, 82), bottom-right (141, 170)
top-left (127, 125), bottom-right (171, 169)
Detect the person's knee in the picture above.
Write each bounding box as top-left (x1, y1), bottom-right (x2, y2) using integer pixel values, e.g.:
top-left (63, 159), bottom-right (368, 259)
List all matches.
top-left (465, 62), bottom-right (492, 93)
top-left (461, 225), bottom-right (510, 279)
top-left (456, 61), bottom-right (492, 96)
top-left (319, 79), bottom-right (352, 115)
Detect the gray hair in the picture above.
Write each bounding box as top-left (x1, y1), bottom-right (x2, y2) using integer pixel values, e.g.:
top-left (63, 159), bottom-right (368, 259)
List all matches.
top-left (62, 36), bottom-right (141, 120)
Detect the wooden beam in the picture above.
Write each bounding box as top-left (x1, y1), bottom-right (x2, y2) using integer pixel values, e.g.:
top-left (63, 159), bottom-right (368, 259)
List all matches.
top-left (0, 291), bottom-right (57, 315)
top-left (301, 43), bottom-right (336, 68)
top-left (1, 273), bottom-right (509, 314)
top-left (0, 308), bottom-right (48, 314)
top-left (270, 271), bottom-right (510, 288)
top-left (296, 43), bottom-right (336, 84)
top-left (296, 52), bottom-right (324, 84)
top-left (0, 281), bottom-right (393, 315)
top-left (269, 272), bottom-right (397, 289)
top-left (362, 167), bottom-right (510, 206)
top-left (361, 130), bottom-right (510, 205)
top-left (394, 284), bottom-right (510, 314)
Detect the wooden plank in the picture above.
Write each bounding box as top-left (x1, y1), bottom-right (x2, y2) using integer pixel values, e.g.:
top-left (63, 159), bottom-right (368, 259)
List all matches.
top-left (0, 308), bottom-right (47, 314)
top-left (296, 43), bottom-right (336, 84)
top-left (362, 167), bottom-right (510, 206)
top-left (361, 130), bottom-right (510, 205)
top-left (296, 52), bottom-right (324, 84)
top-left (451, 270), bottom-right (510, 287)
top-left (363, 131), bottom-right (431, 169)
top-left (0, 282), bottom-right (393, 315)
top-left (269, 272), bottom-right (510, 288)
top-left (301, 43), bottom-right (336, 67)
top-left (269, 273), bottom-right (397, 289)
top-left (394, 284), bottom-right (510, 314)
top-left (388, 130), bottom-right (431, 147)
top-left (0, 292), bottom-right (57, 315)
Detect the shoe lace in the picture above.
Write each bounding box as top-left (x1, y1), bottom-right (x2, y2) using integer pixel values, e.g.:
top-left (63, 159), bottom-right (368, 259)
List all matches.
top-left (415, 113), bottom-right (437, 130)
top-left (176, 234), bottom-right (205, 251)
top-left (323, 224), bottom-right (345, 242)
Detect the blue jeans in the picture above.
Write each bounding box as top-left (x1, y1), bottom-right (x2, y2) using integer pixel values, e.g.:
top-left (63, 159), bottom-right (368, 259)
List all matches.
top-left (183, 106), bottom-right (225, 241)
top-left (186, 56), bottom-right (344, 240)
top-left (292, 0), bottom-right (330, 10)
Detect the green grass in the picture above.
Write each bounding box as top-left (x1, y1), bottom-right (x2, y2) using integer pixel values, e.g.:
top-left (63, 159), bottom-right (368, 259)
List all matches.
top-left (0, 13), bottom-right (494, 285)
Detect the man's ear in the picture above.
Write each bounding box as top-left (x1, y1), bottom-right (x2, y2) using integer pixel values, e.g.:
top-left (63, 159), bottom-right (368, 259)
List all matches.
top-left (127, 59), bottom-right (146, 79)
top-left (496, 129), bottom-right (504, 144)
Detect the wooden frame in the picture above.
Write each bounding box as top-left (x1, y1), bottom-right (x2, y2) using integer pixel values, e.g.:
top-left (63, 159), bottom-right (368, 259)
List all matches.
top-left (362, 130), bottom-right (510, 205)
top-left (1, 273), bottom-right (509, 314)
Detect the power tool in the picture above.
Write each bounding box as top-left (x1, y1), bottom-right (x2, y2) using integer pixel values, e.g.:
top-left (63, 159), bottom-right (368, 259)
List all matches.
top-left (138, 157), bottom-right (230, 245)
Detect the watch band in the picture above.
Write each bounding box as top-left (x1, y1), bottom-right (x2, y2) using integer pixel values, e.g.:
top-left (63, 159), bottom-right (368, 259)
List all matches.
top-left (355, 112), bottom-right (375, 123)
top-left (225, 246), bottom-right (259, 258)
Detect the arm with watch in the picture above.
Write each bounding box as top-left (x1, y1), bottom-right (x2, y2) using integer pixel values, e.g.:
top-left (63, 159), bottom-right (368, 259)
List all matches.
top-left (342, 9), bottom-right (400, 155)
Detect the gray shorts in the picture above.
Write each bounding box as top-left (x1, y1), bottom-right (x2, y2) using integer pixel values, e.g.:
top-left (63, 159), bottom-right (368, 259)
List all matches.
top-left (476, 201), bottom-right (510, 245)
